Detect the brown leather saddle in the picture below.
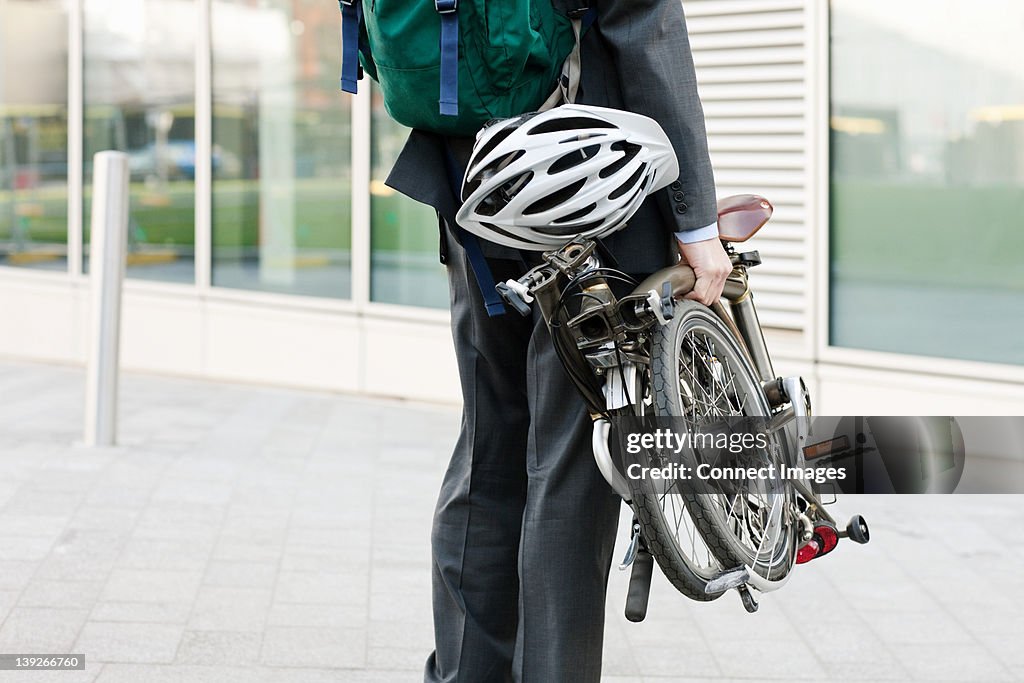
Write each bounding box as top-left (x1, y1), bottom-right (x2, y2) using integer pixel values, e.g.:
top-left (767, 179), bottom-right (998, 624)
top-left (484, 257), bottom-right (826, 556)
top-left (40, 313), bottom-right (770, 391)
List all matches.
top-left (716, 194), bottom-right (773, 243)
top-left (628, 194), bottom-right (773, 304)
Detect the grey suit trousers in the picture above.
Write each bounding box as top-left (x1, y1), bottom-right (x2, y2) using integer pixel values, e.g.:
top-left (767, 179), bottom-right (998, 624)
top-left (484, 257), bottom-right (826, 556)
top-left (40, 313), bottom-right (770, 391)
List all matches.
top-left (424, 226), bottom-right (623, 683)
top-left (391, 3), bottom-right (715, 679)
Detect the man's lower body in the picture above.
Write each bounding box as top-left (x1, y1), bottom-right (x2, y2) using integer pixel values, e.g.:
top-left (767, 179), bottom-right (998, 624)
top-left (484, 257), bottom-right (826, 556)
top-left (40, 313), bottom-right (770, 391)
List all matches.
top-left (424, 226), bottom-right (622, 683)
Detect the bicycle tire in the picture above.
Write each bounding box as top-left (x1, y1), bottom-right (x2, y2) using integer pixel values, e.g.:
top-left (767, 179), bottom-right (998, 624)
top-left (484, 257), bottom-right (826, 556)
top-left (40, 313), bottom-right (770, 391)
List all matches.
top-left (623, 303), bottom-right (731, 601)
top-left (628, 487), bottom-right (726, 601)
top-left (647, 301), bottom-right (796, 587)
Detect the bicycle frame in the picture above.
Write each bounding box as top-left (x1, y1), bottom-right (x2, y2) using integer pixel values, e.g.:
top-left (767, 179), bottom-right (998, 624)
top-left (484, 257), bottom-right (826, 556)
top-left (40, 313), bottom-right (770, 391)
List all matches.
top-left (497, 195), bottom-right (868, 610)
top-left (629, 251), bottom-right (838, 551)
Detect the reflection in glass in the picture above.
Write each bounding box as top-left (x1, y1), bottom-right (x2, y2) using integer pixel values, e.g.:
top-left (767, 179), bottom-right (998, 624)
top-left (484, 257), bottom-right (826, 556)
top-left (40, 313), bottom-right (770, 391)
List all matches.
top-left (211, 0), bottom-right (351, 298)
top-left (84, 0), bottom-right (196, 282)
top-left (830, 0), bottom-right (1024, 365)
top-left (0, 0), bottom-right (69, 270)
top-left (370, 84), bottom-right (447, 309)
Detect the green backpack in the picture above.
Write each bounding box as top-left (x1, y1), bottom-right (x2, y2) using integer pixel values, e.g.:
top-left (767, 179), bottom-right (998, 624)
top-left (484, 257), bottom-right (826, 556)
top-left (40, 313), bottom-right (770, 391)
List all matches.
top-left (338, 0), bottom-right (594, 137)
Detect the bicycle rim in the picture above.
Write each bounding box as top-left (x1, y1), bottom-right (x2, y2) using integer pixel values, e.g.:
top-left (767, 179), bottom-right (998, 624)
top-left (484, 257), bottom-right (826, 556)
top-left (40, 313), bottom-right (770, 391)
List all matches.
top-left (654, 302), bottom-right (796, 587)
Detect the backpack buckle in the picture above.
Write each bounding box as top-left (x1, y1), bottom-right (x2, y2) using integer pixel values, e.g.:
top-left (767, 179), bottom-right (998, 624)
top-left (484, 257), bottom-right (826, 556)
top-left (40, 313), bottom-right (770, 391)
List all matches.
top-left (435, 0), bottom-right (457, 14)
top-left (567, 5), bottom-right (591, 19)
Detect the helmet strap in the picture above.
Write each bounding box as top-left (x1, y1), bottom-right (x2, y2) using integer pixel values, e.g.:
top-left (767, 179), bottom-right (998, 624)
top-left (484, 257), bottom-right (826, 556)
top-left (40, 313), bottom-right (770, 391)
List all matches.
top-left (540, 13), bottom-right (585, 110)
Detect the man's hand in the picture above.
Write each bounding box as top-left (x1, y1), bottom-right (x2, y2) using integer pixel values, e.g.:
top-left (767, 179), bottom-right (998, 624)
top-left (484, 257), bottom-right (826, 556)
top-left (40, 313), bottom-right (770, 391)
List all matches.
top-left (676, 237), bottom-right (732, 306)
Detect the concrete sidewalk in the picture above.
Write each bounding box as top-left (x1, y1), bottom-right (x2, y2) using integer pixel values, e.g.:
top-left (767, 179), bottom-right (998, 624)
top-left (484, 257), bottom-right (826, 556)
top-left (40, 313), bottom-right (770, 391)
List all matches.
top-left (0, 360), bottom-right (1021, 682)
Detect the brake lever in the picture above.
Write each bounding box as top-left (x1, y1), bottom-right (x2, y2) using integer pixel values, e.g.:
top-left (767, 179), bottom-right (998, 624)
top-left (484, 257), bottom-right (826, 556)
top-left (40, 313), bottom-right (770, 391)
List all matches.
top-left (661, 281), bottom-right (674, 320)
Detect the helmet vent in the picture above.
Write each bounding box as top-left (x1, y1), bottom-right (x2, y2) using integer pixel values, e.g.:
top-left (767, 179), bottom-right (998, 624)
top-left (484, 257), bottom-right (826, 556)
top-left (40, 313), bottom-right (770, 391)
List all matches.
top-left (599, 141), bottom-right (641, 178)
top-left (558, 133), bottom-right (608, 145)
top-left (548, 144), bottom-right (601, 174)
top-left (464, 150), bottom-right (524, 201)
top-left (553, 203), bottom-right (597, 224)
top-left (474, 125), bottom-right (518, 163)
top-left (527, 117), bottom-right (616, 135)
top-left (609, 163), bottom-right (647, 200)
top-left (535, 219), bottom-right (603, 236)
top-left (462, 177), bottom-right (481, 200)
top-left (523, 178), bottom-right (586, 215)
top-left (490, 149), bottom-right (525, 173)
top-left (476, 170), bottom-right (534, 216)
top-left (481, 221), bottom-right (531, 242)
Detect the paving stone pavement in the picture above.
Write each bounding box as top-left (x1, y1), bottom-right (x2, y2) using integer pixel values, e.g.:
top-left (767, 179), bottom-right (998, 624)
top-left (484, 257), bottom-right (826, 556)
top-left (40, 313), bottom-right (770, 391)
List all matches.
top-left (0, 360), bottom-right (1021, 682)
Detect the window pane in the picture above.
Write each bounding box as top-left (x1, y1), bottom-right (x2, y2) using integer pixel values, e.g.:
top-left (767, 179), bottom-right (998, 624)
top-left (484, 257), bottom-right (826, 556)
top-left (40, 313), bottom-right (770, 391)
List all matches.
top-left (211, 0), bottom-right (351, 298)
top-left (0, 0), bottom-right (68, 271)
top-left (369, 85), bottom-right (447, 309)
top-left (84, 0), bottom-right (196, 283)
top-left (830, 0), bottom-right (1024, 365)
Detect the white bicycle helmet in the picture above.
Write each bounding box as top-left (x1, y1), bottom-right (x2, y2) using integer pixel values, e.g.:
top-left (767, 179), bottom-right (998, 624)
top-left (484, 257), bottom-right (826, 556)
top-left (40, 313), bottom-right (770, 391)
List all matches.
top-left (456, 104), bottom-right (679, 251)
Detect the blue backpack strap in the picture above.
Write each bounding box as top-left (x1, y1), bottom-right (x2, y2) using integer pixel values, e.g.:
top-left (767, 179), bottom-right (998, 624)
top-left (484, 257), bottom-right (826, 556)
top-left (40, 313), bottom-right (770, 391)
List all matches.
top-left (581, 6), bottom-right (597, 30)
top-left (459, 226), bottom-right (505, 316)
top-left (442, 145), bottom-right (505, 317)
top-left (339, 0), bottom-right (362, 94)
top-left (435, 0), bottom-right (459, 116)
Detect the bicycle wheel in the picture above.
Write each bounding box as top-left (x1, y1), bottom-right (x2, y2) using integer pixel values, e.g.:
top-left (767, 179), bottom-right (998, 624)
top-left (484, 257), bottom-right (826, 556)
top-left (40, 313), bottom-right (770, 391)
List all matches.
top-left (646, 301), bottom-right (796, 587)
top-left (625, 348), bottom-right (726, 602)
top-left (628, 476), bottom-right (728, 601)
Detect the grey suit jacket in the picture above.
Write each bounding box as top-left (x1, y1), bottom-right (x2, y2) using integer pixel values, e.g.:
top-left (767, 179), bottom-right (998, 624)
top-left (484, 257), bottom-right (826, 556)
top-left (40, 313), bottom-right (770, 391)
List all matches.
top-left (385, 0), bottom-right (716, 275)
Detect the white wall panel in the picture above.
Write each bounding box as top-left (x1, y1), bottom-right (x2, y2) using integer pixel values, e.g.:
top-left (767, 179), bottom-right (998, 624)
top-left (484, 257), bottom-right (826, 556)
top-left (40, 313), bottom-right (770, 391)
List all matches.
top-left (0, 271), bottom-right (459, 402)
top-left (686, 0), bottom-right (812, 335)
top-left (203, 301), bottom-right (363, 393)
top-left (121, 291), bottom-right (204, 375)
top-left (362, 317), bottom-right (461, 404)
top-left (0, 273), bottom-right (85, 363)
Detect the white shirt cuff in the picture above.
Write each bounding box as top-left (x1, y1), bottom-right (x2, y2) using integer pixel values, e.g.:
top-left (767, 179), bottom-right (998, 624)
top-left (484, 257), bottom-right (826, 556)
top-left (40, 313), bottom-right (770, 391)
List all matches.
top-left (674, 222), bottom-right (719, 244)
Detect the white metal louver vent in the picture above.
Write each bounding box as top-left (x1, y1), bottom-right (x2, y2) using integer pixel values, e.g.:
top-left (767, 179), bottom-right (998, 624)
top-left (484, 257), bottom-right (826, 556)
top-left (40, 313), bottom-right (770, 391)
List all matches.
top-left (684, 0), bottom-right (810, 332)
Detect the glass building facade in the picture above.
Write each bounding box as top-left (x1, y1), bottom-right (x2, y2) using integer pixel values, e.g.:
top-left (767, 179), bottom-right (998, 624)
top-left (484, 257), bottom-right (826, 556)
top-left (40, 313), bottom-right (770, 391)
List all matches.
top-left (1, 0), bottom-right (69, 271)
top-left (83, 0), bottom-right (197, 282)
top-left (211, 0), bottom-right (353, 298)
top-left (1, 0), bottom-right (440, 305)
top-left (0, 0), bottom-right (1021, 400)
top-left (830, 0), bottom-right (1024, 366)
top-left (369, 83), bottom-right (447, 309)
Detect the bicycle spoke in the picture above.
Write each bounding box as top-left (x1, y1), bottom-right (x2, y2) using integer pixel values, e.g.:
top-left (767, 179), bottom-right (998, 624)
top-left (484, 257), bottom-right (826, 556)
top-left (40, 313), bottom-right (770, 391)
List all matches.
top-left (673, 322), bottom-right (794, 579)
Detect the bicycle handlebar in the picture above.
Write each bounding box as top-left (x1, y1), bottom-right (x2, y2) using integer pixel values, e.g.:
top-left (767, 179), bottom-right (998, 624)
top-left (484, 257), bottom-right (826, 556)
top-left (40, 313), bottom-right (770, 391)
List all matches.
top-left (630, 263), bottom-right (697, 300)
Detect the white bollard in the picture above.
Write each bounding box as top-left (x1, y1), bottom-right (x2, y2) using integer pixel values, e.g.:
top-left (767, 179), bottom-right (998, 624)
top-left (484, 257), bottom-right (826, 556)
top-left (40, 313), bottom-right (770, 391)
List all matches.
top-left (84, 151), bottom-right (130, 447)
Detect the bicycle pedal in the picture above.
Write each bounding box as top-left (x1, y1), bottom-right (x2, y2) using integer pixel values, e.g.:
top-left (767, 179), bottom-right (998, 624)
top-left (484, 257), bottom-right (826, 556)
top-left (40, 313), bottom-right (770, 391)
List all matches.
top-left (624, 549), bottom-right (654, 623)
top-left (704, 565), bottom-right (750, 594)
top-left (843, 515), bottom-right (870, 544)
